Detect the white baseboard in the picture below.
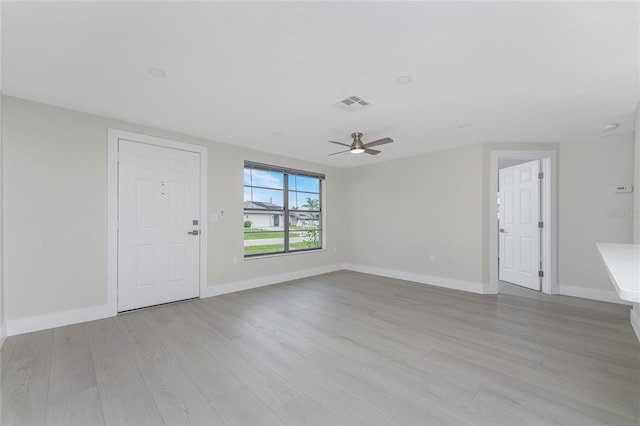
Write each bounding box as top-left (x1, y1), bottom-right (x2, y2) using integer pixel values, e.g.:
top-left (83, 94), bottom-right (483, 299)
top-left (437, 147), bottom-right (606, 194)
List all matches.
top-left (5, 264), bottom-right (344, 337)
top-left (558, 285), bottom-right (631, 305)
top-left (343, 263), bottom-right (488, 294)
top-left (6, 303), bottom-right (114, 337)
top-left (630, 306), bottom-right (640, 343)
top-left (202, 263), bottom-right (345, 298)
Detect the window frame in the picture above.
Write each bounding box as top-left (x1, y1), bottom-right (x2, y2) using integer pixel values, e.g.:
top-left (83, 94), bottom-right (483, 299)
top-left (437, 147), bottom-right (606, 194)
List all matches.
top-left (244, 161), bottom-right (325, 258)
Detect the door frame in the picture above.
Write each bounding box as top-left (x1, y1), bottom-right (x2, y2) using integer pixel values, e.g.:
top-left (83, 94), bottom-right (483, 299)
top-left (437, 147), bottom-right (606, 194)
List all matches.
top-left (107, 129), bottom-right (208, 315)
top-left (489, 150), bottom-right (558, 294)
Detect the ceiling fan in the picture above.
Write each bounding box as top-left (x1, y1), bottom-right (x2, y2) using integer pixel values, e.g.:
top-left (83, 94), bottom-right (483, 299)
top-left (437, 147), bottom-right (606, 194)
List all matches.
top-left (328, 132), bottom-right (393, 156)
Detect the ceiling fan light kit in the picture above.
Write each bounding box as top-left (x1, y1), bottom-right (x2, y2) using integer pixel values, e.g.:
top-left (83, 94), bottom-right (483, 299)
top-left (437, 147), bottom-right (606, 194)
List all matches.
top-left (328, 132), bottom-right (393, 156)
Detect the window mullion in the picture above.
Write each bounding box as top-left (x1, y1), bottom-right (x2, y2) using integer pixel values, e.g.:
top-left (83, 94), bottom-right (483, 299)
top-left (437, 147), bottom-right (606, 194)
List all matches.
top-left (284, 173), bottom-right (290, 252)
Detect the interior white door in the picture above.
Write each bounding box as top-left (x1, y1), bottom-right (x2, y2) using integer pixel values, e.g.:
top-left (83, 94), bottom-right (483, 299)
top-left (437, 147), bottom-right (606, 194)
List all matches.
top-left (499, 160), bottom-right (541, 290)
top-left (118, 140), bottom-right (200, 311)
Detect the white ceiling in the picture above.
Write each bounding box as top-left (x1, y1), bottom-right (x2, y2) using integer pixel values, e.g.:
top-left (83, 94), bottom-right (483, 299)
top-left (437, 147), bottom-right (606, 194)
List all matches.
top-left (2, 1), bottom-right (638, 168)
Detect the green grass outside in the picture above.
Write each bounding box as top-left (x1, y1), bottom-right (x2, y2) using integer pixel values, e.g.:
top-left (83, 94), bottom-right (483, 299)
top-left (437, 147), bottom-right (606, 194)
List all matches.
top-left (244, 241), bottom-right (320, 255)
top-left (243, 231), bottom-right (302, 240)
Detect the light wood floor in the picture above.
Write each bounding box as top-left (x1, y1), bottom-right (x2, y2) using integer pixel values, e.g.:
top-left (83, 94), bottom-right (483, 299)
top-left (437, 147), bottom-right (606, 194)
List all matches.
top-left (2, 271), bottom-right (639, 425)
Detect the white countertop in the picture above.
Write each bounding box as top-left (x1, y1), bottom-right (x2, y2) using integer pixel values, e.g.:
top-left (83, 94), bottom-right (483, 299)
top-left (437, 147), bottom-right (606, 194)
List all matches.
top-left (596, 243), bottom-right (640, 303)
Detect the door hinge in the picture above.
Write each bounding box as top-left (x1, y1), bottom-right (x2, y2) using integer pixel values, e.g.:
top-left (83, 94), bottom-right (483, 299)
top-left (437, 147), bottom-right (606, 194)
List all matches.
top-left (538, 221), bottom-right (544, 228)
top-left (538, 270), bottom-right (544, 278)
top-left (538, 172), bottom-right (544, 179)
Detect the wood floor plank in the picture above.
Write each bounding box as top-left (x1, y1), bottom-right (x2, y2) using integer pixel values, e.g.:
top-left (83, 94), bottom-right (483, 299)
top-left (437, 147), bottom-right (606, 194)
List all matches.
top-left (2, 271), bottom-right (639, 425)
top-left (273, 394), bottom-right (346, 426)
top-left (91, 349), bottom-right (166, 426)
top-left (44, 385), bottom-right (104, 426)
top-left (118, 313), bottom-right (225, 426)
top-left (209, 386), bottom-right (285, 425)
top-left (147, 314), bottom-right (243, 401)
top-left (84, 316), bottom-right (129, 358)
top-left (86, 319), bottom-right (166, 426)
top-left (180, 314), bottom-right (303, 412)
top-left (1, 334), bottom-right (18, 377)
top-left (47, 323), bottom-right (97, 403)
top-left (1, 329), bottom-right (54, 426)
top-left (231, 329), bottom-right (395, 425)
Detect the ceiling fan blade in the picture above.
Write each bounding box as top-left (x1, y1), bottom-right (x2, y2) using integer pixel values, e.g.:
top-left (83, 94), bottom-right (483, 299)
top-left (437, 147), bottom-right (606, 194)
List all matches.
top-left (364, 148), bottom-right (381, 155)
top-left (328, 140), bottom-right (352, 148)
top-left (363, 137), bottom-right (393, 148)
top-left (328, 149), bottom-right (351, 156)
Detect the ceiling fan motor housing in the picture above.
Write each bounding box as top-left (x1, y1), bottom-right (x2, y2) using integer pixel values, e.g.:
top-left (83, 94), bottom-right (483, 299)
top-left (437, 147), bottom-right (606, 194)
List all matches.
top-left (351, 132), bottom-right (365, 150)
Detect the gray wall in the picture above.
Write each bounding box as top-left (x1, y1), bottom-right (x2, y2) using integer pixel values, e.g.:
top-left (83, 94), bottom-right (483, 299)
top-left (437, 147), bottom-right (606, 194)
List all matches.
top-left (635, 103), bottom-right (640, 244)
top-left (1, 94), bottom-right (635, 328)
top-left (558, 134), bottom-right (634, 291)
top-left (0, 45), bottom-right (3, 342)
top-left (2, 96), bottom-right (344, 321)
top-left (343, 144), bottom-right (484, 286)
top-left (343, 137), bottom-right (634, 297)
top-left (633, 104), bottom-right (640, 334)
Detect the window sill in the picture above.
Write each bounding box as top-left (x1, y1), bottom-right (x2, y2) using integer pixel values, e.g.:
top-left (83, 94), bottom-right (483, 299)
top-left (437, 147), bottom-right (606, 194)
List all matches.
top-left (244, 248), bottom-right (327, 261)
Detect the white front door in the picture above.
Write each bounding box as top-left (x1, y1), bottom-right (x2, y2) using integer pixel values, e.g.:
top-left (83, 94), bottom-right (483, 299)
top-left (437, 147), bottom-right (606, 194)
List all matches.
top-left (499, 160), bottom-right (541, 290)
top-left (118, 140), bottom-right (201, 311)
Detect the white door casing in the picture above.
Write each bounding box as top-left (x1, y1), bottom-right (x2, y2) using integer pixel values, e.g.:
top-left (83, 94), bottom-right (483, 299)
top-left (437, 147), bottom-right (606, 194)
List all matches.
top-left (117, 140), bottom-right (201, 311)
top-left (499, 160), bottom-right (541, 291)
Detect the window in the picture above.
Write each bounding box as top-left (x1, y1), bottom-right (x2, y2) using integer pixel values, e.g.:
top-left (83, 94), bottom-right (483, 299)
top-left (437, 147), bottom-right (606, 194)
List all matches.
top-left (244, 161), bottom-right (324, 257)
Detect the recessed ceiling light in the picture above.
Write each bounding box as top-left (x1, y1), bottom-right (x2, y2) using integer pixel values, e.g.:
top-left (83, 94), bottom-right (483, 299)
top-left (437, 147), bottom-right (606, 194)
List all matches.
top-left (395, 75), bottom-right (412, 84)
top-left (458, 123), bottom-right (471, 128)
top-left (602, 123), bottom-right (620, 131)
top-left (147, 67), bottom-right (167, 78)
top-left (271, 131), bottom-right (283, 136)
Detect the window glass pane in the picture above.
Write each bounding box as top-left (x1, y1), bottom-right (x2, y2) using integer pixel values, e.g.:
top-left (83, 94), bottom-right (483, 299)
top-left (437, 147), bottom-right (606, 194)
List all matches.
top-left (289, 192), bottom-right (320, 211)
top-left (289, 175), bottom-right (319, 193)
top-left (244, 187), bottom-right (284, 208)
top-left (244, 232), bottom-right (285, 255)
top-left (244, 213), bottom-right (285, 256)
top-left (247, 168), bottom-right (284, 189)
top-left (244, 163), bottom-right (322, 257)
top-left (289, 212), bottom-right (321, 251)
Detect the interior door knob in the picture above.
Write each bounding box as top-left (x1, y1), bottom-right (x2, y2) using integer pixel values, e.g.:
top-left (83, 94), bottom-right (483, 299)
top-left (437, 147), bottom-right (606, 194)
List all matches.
top-left (499, 228), bottom-right (506, 233)
top-left (188, 230), bottom-right (200, 235)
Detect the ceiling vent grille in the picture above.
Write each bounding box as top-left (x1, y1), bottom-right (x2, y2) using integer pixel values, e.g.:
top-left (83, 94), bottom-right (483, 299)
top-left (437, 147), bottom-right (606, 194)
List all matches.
top-left (333, 95), bottom-right (371, 112)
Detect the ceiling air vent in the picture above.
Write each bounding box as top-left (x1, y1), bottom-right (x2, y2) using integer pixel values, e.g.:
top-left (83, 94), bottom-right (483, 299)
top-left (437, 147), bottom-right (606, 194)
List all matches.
top-left (333, 95), bottom-right (371, 113)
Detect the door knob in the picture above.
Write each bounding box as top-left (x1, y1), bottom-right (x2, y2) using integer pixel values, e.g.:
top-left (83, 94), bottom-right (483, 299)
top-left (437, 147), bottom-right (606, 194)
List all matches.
top-left (499, 228), bottom-right (506, 233)
top-left (188, 230), bottom-right (200, 235)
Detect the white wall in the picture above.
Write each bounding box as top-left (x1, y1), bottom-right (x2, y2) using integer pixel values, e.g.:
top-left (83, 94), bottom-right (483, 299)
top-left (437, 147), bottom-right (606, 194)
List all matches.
top-left (558, 133), bottom-right (635, 295)
top-left (0, 4), bottom-right (4, 345)
top-left (632, 103), bottom-right (640, 338)
top-left (2, 94), bottom-right (636, 335)
top-left (342, 137), bottom-right (633, 302)
top-left (343, 144), bottom-right (486, 292)
top-left (635, 103), bottom-right (640, 244)
top-left (2, 96), bottom-right (343, 328)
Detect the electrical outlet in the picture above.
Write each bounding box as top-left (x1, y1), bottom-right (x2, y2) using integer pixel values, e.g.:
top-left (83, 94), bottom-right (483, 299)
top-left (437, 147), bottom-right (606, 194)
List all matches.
top-left (232, 256), bottom-right (238, 265)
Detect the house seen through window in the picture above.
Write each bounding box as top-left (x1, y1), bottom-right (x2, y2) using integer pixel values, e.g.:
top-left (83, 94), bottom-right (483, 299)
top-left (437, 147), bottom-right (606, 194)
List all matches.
top-left (244, 161), bottom-right (324, 256)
